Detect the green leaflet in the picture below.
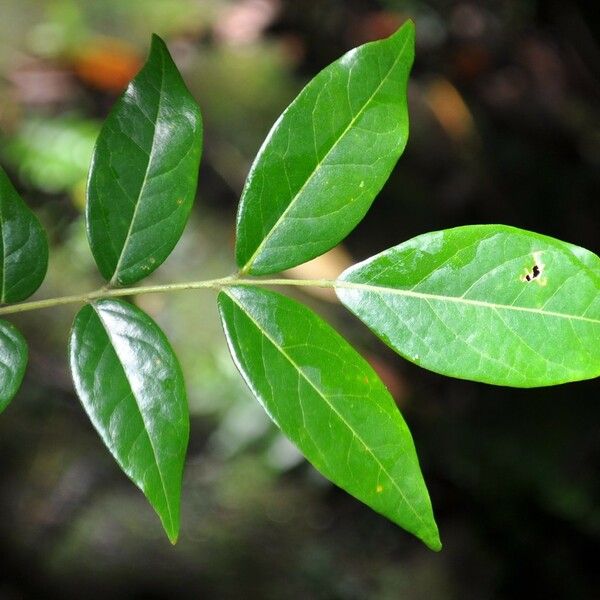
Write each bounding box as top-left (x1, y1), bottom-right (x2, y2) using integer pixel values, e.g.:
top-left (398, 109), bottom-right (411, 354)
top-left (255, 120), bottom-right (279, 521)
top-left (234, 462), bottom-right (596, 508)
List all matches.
top-left (86, 34), bottom-right (203, 287)
top-left (0, 320), bottom-right (27, 414)
top-left (0, 166), bottom-right (48, 303)
top-left (69, 298), bottom-right (189, 543)
top-left (338, 225), bottom-right (600, 387)
top-left (218, 286), bottom-right (440, 550)
top-left (235, 21), bottom-right (414, 275)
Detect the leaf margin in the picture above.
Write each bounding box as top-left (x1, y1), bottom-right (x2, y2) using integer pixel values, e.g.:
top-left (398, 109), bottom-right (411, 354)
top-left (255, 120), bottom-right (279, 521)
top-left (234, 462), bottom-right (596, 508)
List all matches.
top-left (85, 33), bottom-right (203, 287)
top-left (337, 224), bottom-right (600, 388)
top-left (218, 284), bottom-right (441, 550)
top-left (235, 20), bottom-right (415, 275)
top-left (0, 165), bottom-right (49, 304)
top-left (68, 297), bottom-right (190, 543)
top-left (0, 319), bottom-right (28, 414)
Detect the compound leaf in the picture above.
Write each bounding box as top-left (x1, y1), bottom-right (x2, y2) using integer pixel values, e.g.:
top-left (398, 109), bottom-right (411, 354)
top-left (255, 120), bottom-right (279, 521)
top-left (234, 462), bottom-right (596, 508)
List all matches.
top-left (0, 166), bottom-right (48, 303)
top-left (69, 298), bottom-right (189, 542)
top-left (236, 21), bottom-right (414, 275)
top-left (218, 286), bottom-right (440, 550)
top-left (86, 34), bottom-right (203, 286)
top-left (338, 225), bottom-right (600, 387)
top-left (0, 320), bottom-right (28, 414)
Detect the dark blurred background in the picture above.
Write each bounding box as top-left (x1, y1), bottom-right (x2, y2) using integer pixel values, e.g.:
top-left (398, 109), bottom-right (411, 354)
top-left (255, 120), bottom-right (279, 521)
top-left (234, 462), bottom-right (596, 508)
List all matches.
top-left (0, 1), bottom-right (598, 598)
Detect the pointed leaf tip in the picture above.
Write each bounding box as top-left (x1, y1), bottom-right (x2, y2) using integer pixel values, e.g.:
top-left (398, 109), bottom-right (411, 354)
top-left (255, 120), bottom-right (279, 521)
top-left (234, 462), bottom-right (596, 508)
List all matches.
top-left (426, 530), bottom-right (442, 552)
top-left (218, 287), bottom-right (439, 549)
top-left (339, 225), bottom-right (600, 387)
top-left (86, 33), bottom-right (203, 286)
top-left (150, 33), bottom-right (168, 54)
top-left (0, 165), bottom-right (48, 303)
top-left (392, 18), bottom-right (415, 39)
top-left (69, 299), bottom-right (189, 543)
top-left (235, 22), bottom-right (415, 274)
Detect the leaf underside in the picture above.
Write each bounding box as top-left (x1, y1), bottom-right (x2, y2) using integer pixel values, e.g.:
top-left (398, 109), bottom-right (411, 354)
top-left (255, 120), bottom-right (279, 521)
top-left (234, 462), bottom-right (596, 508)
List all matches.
top-left (218, 286), bottom-right (440, 550)
top-left (86, 34), bottom-right (203, 286)
top-left (0, 320), bottom-right (28, 414)
top-left (0, 166), bottom-right (48, 303)
top-left (338, 225), bottom-right (600, 387)
top-left (235, 20), bottom-right (415, 275)
top-left (69, 298), bottom-right (189, 542)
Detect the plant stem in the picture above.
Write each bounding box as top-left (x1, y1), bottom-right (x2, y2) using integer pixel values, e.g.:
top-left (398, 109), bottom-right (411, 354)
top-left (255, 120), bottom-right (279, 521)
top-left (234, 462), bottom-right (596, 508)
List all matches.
top-left (0, 276), bottom-right (342, 317)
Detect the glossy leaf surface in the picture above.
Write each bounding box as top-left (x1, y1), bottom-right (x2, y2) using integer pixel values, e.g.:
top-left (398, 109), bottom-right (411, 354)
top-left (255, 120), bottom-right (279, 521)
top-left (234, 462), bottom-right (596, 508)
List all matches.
top-left (69, 299), bottom-right (189, 542)
top-left (0, 166), bottom-right (48, 303)
top-left (338, 225), bottom-right (600, 387)
top-left (86, 35), bottom-right (203, 286)
top-left (236, 21), bottom-right (414, 275)
top-left (0, 320), bottom-right (27, 414)
top-left (218, 286), bottom-right (440, 549)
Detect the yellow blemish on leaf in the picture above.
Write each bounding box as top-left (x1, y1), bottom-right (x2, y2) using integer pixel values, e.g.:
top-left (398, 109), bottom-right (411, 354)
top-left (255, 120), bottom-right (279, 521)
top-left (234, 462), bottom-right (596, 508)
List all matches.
top-left (376, 484), bottom-right (384, 493)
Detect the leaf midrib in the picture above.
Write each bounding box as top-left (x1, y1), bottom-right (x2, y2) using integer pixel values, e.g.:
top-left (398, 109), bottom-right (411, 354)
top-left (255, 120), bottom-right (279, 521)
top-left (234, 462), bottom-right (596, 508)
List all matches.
top-left (110, 46), bottom-right (166, 285)
top-left (226, 290), bottom-right (434, 537)
top-left (241, 33), bottom-right (411, 273)
top-left (92, 303), bottom-right (175, 535)
top-left (337, 281), bottom-right (600, 325)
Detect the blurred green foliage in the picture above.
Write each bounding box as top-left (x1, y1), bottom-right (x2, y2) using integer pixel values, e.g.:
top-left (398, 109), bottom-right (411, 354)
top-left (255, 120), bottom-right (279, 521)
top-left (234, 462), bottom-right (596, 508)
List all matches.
top-left (2, 116), bottom-right (99, 197)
